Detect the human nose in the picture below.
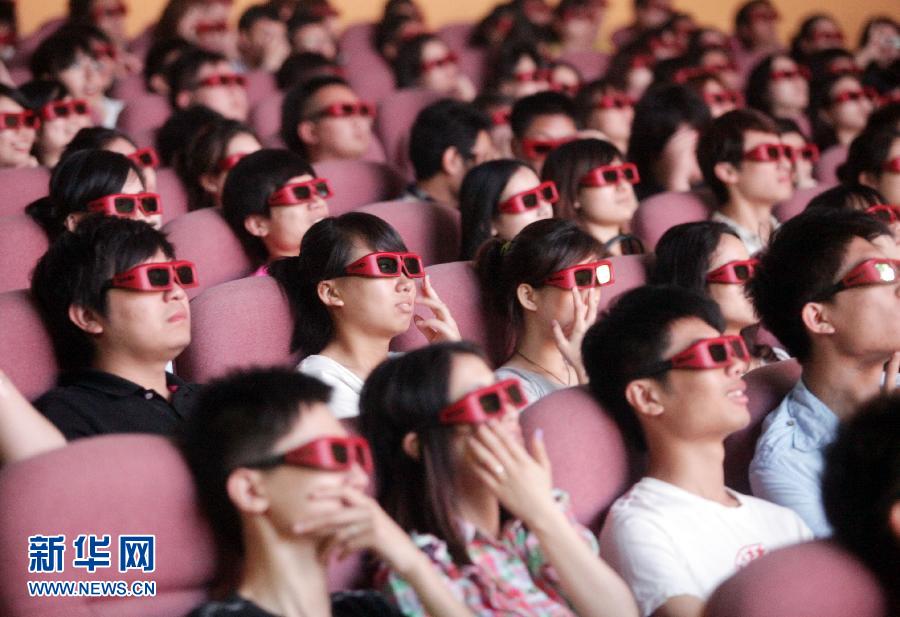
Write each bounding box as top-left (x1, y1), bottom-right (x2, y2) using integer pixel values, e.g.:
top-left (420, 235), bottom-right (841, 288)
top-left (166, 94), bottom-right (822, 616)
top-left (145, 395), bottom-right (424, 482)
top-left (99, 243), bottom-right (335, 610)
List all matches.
top-left (345, 461), bottom-right (370, 490)
top-left (726, 355), bottom-right (748, 376)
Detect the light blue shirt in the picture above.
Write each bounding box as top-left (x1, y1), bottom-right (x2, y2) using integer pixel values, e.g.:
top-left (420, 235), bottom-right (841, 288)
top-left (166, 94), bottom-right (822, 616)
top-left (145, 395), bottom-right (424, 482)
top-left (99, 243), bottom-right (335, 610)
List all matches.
top-left (749, 379), bottom-right (838, 537)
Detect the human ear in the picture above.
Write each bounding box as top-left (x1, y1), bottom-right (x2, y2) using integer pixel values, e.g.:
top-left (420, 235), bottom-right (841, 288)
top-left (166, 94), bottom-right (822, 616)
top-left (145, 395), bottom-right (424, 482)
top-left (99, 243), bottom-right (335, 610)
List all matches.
top-left (175, 90), bottom-right (192, 110)
top-left (442, 146), bottom-right (463, 177)
top-left (68, 305), bottom-right (104, 335)
top-left (401, 432), bottom-right (420, 460)
top-left (516, 283), bottom-right (538, 312)
top-left (226, 468), bottom-right (270, 514)
top-left (625, 379), bottom-right (665, 418)
top-left (244, 214), bottom-right (271, 238)
top-left (198, 171), bottom-right (220, 196)
top-left (801, 301), bottom-right (836, 335)
top-left (713, 161), bottom-right (740, 186)
top-left (316, 279), bottom-right (344, 307)
top-left (298, 120), bottom-right (319, 146)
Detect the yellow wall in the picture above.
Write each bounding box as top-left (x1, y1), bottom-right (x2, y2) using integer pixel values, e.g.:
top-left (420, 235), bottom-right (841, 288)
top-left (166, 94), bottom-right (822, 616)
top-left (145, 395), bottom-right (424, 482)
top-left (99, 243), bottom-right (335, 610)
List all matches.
top-left (16, 0), bottom-right (900, 51)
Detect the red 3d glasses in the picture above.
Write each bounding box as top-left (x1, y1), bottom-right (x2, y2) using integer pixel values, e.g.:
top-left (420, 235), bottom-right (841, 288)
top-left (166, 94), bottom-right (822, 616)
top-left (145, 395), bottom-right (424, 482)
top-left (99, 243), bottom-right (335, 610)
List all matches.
top-left (421, 52), bottom-right (458, 72)
top-left (580, 163), bottom-right (640, 187)
top-left (343, 251), bottom-right (426, 278)
top-left (520, 136), bottom-right (575, 159)
top-left (315, 101), bottom-right (376, 119)
top-left (127, 147), bottom-right (159, 169)
top-left (742, 143), bottom-right (792, 163)
top-left (639, 334), bottom-right (750, 376)
top-left (110, 260), bottom-right (199, 291)
top-left (544, 260), bottom-right (615, 289)
top-left (197, 73), bottom-right (246, 88)
top-left (39, 99), bottom-right (90, 121)
top-left (0, 111), bottom-right (40, 130)
top-left (243, 436), bottom-right (373, 474)
top-left (498, 180), bottom-right (558, 214)
top-left (217, 152), bottom-right (248, 172)
top-left (865, 204), bottom-right (900, 224)
top-left (438, 379), bottom-right (527, 425)
top-left (594, 93), bottom-right (634, 110)
top-left (87, 192), bottom-right (163, 217)
top-left (816, 258), bottom-right (900, 299)
top-left (267, 178), bottom-right (332, 206)
top-left (706, 259), bottom-right (759, 284)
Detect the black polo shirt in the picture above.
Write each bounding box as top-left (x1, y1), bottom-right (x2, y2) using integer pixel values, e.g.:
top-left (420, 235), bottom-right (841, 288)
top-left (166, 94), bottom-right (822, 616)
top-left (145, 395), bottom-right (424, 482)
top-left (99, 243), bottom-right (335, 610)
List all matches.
top-left (34, 370), bottom-right (200, 440)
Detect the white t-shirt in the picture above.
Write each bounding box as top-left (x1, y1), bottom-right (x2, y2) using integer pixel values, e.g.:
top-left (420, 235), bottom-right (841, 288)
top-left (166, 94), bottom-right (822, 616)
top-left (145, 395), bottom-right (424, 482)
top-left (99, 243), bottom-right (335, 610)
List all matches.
top-left (297, 355), bottom-right (364, 419)
top-left (599, 477), bottom-right (812, 617)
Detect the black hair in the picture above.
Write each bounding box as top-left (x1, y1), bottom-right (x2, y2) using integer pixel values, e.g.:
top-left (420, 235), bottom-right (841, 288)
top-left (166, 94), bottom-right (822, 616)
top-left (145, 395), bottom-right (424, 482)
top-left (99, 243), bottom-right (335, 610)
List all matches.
top-left (696, 108), bottom-right (780, 204)
top-left (582, 285), bottom-right (725, 451)
top-left (269, 212), bottom-right (408, 356)
top-left (176, 115), bottom-right (259, 211)
top-left (541, 138), bottom-right (622, 220)
top-left (143, 36), bottom-right (193, 93)
top-left (19, 79), bottom-right (69, 110)
top-left (485, 40), bottom-right (546, 94)
top-left (279, 74), bottom-right (350, 157)
top-left (808, 72), bottom-right (863, 150)
top-left (747, 208), bottom-right (890, 362)
top-left (392, 33), bottom-right (440, 89)
top-left (237, 3), bottom-right (280, 32)
top-left (178, 367), bottom-right (332, 594)
top-left (475, 218), bottom-right (604, 357)
top-left (166, 46), bottom-right (229, 109)
top-left (734, 0), bottom-right (773, 46)
top-left (0, 83), bottom-right (33, 110)
top-left (573, 78), bottom-right (623, 128)
top-left (744, 53), bottom-right (800, 117)
top-left (458, 158), bottom-right (531, 260)
top-left (29, 30), bottom-right (93, 79)
top-left (31, 215), bottom-right (174, 371)
top-left (60, 127), bottom-right (137, 163)
top-left (651, 221), bottom-right (741, 292)
top-left (838, 127), bottom-right (900, 186)
top-left (275, 52), bottom-right (340, 91)
top-left (26, 149), bottom-right (144, 241)
top-left (627, 83), bottom-right (710, 199)
top-left (773, 116), bottom-right (804, 135)
top-left (155, 105), bottom-right (223, 167)
top-left (358, 341), bottom-right (488, 566)
top-left (790, 14), bottom-right (840, 64)
top-left (509, 90), bottom-right (576, 139)
top-left (408, 99), bottom-right (491, 181)
top-left (805, 184), bottom-right (886, 213)
top-left (221, 149), bottom-right (316, 266)
top-left (822, 393), bottom-right (900, 613)
top-left (286, 10), bottom-right (326, 43)
top-left (865, 102), bottom-right (900, 136)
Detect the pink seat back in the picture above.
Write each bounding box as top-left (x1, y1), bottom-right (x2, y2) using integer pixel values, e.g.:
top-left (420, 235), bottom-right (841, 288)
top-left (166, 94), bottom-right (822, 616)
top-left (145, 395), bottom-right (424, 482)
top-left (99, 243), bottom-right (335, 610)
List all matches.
top-left (356, 199), bottom-right (460, 266)
top-left (156, 168), bottom-right (190, 223)
top-left (242, 70), bottom-right (278, 107)
top-left (373, 89), bottom-right (443, 174)
top-left (632, 190), bottom-right (714, 250)
top-left (705, 541), bottom-right (887, 617)
top-left (117, 94), bottom-right (171, 138)
top-left (456, 47), bottom-right (488, 92)
top-left (390, 260), bottom-right (509, 366)
top-left (724, 359), bottom-right (800, 493)
top-left (0, 166), bottom-right (51, 218)
top-left (0, 290), bottom-right (57, 401)
top-left (437, 22), bottom-right (475, 51)
top-left (772, 184), bottom-right (832, 222)
top-left (557, 50), bottom-right (611, 81)
top-left (314, 160), bottom-right (405, 216)
top-left (520, 386), bottom-right (637, 533)
top-left (0, 435), bottom-right (216, 617)
top-left (343, 51), bottom-right (397, 107)
top-left (600, 254), bottom-right (652, 311)
top-left (0, 214), bottom-right (49, 293)
top-left (162, 208), bottom-right (254, 299)
top-left (249, 92), bottom-right (284, 140)
top-left (176, 276), bottom-right (295, 383)
top-left (814, 144), bottom-right (849, 186)
top-left (111, 74), bottom-right (149, 102)
top-left (339, 23), bottom-right (377, 56)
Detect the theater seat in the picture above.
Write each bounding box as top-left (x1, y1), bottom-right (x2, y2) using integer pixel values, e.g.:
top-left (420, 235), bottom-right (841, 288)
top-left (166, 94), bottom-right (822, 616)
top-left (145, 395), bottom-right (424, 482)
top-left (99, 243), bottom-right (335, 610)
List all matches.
top-left (601, 254), bottom-right (652, 311)
top-left (557, 50), bottom-right (611, 81)
top-left (242, 70), bottom-right (278, 107)
top-left (117, 94), bottom-right (171, 139)
top-left (248, 92), bottom-right (284, 141)
top-left (390, 260), bottom-right (509, 367)
top-left (156, 168), bottom-right (190, 223)
top-left (314, 160), bottom-right (406, 216)
top-left (0, 214), bottom-right (49, 293)
top-left (0, 290), bottom-right (57, 401)
top-left (814, 144), bottom-right (848, 186)
top-left (773, 184), bottom-right (832, 223)
top-left (356, 199), bottom-right (460, 266)
top-left (373, 89), bottom-right (443, 175)
top-left (724, 359), bottom-right (800, 494)
top-left (162, 208), bottom-right (254, 299)
top-left (0, 435), bottom-right (216, 617)
top-left (632, 190), bottom-right (714, 250)
top-left (343, 50), bottom-right (396, 109)
top-left (705, 541), bottom-right (887, 617)
top-left (176, 276), bottom-right (295, 383)
top-left (520, 386), bottom-right (638, 533)
top-left (0, 166), bottom-right (51, 218)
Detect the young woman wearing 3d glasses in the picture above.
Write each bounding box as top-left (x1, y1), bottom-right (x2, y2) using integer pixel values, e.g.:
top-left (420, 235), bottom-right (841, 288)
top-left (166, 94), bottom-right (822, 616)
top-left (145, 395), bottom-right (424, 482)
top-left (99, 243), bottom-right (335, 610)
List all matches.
top-left (19, 79), bottom-right (93, 168)
top-left (359, 342), bottom-right (638, 617)
top-left (476, 219), bottom-right (610, 404)
top-left (652, 221), bottom-right (783, 371)
top-left (222, 149), bottom-right (329, 275)
top-left (271, 212), bottom-right (460, 419)
top-left (0, 83), bottom-right (39, 169)
top-left (458, 159), bottom-right (556, 260)
top-left (61, 126), bottom-right (160, 192)
top-left (542, 138), bottom-right (644, 256)
top-left (181, 368), bottom-right (474, 617)
top-left (26, 149), bottom-right (160, 241)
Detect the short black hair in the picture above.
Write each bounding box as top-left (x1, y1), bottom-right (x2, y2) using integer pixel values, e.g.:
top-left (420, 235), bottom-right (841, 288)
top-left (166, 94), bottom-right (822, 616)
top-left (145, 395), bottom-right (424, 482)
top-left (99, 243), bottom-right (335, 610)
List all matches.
top-left (392, 33), bottom-right (437, 89)
top-left (178, 367), bottom-right (332, 590)
top-left (541, 138), bottom-right (622, 220)
top-left (651, 221), bottom-right (741, 292)
top-left (221, 149), bottom-right (316, 265)
top-left (627, 83), bottom-right (710, 197)
top-left (166, 46), bottom-right (229, 109)
top-left (509, 90), bottom-right (576, 139)
top-left (822, 393), bottom-right (900, 612)
top-left (485, 40), bottom-right (545, 94)
top-left (458, 158), bottom-right (530, 260)
top-left (237, 3), bottom-right (280, 32)
top-left (838, 127), bottom-right (900, 186)
top-left (696, 108), bottom-right (780, 204)
top-left (60, 127), bottom-right (138, 163)
top-left (0, 83), bottom-right (33, 110)
top-left (805, 184), bottom-right (886, 213)
top-left (155, 105), bottom-right (224, 167)
top-left (747, 208), bottom-right (890, 363)
top-left (279, 75), bottom-right (350, 157)
top-left (275, 52), bottom-right (340, 91)
top-left (29, 30), bottom-right (93, 79)
top-left (408, 99), bottom-right (491, 181)
top-left (143, 36), bottom-right (193, 93)
top-left (31, 216), bottom-right (175, 370)
top-left (582, 285), bottom-right (725, 452)
top-left (19, 79), bottom-right (69, 111)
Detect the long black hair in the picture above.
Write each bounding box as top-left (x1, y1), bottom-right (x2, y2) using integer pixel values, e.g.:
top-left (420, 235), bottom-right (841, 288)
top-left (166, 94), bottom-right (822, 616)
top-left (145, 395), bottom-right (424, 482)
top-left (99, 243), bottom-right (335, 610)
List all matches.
top-left (458, 158), bottom-right (531, 260)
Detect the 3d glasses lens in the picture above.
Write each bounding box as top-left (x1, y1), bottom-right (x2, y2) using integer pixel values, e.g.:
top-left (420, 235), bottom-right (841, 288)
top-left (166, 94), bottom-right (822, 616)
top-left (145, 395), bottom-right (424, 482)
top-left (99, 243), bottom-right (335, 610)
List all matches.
top-left (147, 268), bottom-right (171, 287)
top-left (478, 392), bottom-right (502, 413)
top-left (376, 257), bottom-right (400, 274)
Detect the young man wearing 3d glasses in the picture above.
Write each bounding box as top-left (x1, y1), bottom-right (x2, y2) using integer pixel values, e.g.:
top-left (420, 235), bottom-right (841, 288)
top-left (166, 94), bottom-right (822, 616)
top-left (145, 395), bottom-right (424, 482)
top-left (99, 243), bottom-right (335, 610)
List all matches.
top-left (31, 216), bottom-right (200, 439)
top-left (583, 285), bottom-right (811, 617)
top-left (748, 208), bottom-right (900, 537)
top-left (697, 108), bottom-right (795, 255)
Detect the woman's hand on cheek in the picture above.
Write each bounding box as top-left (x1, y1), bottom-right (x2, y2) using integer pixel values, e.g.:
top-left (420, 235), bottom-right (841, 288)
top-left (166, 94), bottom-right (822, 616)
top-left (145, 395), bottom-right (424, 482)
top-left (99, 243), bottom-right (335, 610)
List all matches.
top-left (551, 287), bottom-right (599, 384)
top-left (414, 275), bottom-right (461, 342)
top-left (466, 421), bottom-right (556, 525)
